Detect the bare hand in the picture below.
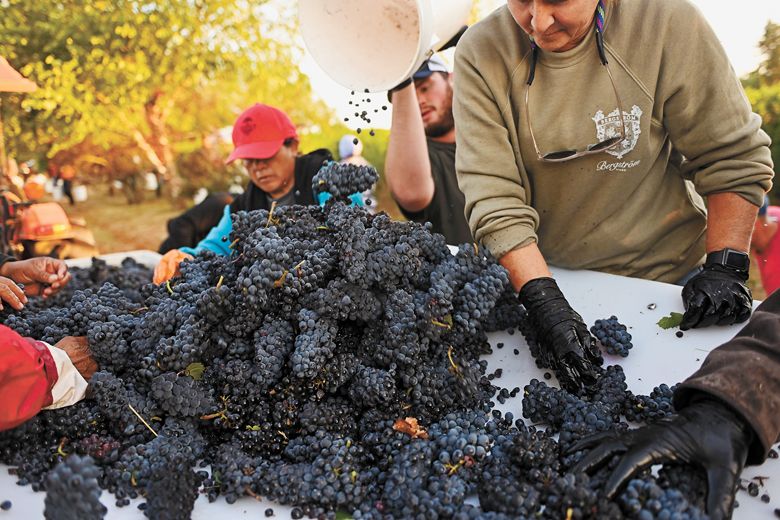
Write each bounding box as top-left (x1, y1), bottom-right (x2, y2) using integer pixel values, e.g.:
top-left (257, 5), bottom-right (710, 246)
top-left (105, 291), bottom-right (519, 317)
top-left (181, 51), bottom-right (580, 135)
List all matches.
top-left (0, 258), bottom-right (71, 298)
top-left (0, 276), bottom-right (27, 311)
top-left (53, 336), bottom-right (98, 381)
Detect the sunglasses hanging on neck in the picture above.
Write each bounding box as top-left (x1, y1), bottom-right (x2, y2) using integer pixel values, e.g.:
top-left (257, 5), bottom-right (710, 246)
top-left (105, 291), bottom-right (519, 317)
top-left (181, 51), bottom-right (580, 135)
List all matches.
top-left (523, 0), bottom-right (626, 163)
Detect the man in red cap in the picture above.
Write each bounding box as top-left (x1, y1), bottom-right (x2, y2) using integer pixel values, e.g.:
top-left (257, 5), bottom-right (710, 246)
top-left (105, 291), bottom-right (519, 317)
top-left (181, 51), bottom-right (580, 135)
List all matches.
top-left (0, 326), bottom-right (96, 431)
top-left (155, 104), bottom-right (332, 283)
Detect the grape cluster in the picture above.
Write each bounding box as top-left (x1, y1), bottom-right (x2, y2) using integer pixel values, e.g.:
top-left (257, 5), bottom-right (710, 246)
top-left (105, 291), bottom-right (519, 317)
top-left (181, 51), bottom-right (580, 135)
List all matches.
top-left (0, 173), bottom-right (713, 518)
top-left (618, 478), bottom-right (707, 519)
top-left (44, 455), bottom-right (107, 520)
top-left (625, 383), bottom-right (678, 423)
top-left (591, 316), bottom-right (633, 357)
top-left (311, 161), bottom-right (378, 199)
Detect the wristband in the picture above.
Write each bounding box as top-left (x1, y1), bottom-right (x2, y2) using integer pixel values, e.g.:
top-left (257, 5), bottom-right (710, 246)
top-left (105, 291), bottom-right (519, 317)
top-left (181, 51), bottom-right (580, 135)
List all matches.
top-left (387, 78), bottom-right (413, 103)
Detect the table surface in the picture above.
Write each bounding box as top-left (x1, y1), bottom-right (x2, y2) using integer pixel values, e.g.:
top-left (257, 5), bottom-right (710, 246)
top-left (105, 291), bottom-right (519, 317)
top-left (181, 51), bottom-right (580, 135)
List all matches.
top-left (1, 263), bottom-right (777, 519)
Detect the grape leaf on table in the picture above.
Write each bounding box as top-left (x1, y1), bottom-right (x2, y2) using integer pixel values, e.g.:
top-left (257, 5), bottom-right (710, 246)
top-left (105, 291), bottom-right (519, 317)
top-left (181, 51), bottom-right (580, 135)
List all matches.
top-left (657, 312), bottom-right (684, 330)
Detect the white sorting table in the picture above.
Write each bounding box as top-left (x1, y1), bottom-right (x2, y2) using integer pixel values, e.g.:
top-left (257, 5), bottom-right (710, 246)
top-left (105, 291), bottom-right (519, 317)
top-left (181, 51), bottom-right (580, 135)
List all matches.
top-left (1, 264), bottom-right (777, 518)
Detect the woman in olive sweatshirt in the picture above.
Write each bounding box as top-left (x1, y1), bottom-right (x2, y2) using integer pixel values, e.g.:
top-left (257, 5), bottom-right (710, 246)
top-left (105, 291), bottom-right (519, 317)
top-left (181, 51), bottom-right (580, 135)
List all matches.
top-left (452, 0), bottom-right (774, 392)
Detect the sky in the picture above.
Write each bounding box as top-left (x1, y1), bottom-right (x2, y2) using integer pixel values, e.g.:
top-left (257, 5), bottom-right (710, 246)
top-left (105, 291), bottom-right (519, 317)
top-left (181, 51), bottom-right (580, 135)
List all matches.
top-left (297, 0), bottom-right (780, 131)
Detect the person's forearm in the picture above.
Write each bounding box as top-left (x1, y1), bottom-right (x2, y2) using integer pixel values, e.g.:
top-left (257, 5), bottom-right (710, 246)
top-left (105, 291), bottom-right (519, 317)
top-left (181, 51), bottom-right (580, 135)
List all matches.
top-left (499, 242), bottom-right (553, 292)
top-left (675, 289), bottom-right (780, 461)
top-left (706, 192), bottom-right (759, 252)
top-left (0, 331), bottom-right (57, 431)
top-left (0, 255), bottom-right (14, 277)
top-left (385, 85), bottom-right (435, 212)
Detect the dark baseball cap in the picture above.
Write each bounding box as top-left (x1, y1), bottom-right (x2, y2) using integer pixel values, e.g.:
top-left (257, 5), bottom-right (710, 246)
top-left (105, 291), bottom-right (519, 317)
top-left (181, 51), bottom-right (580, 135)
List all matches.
top-left (413, 55), bottom-right (449, 80)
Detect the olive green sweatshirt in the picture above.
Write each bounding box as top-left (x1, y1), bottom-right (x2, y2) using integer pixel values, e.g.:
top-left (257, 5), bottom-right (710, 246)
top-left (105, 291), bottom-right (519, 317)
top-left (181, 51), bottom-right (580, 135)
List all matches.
top-left (453, 0), bottom-right (773, 283)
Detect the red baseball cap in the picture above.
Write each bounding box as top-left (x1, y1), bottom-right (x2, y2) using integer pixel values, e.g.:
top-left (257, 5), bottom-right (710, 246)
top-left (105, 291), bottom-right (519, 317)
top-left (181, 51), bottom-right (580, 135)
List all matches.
top-left (226, 104), bottom-right (298, 164)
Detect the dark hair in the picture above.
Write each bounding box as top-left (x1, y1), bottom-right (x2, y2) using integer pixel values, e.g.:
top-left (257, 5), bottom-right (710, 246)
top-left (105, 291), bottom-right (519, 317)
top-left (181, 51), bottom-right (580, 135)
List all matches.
top-left (283, 137), bottom-right (297, 147)
top-left (413, 71), bottom-right (450, 88)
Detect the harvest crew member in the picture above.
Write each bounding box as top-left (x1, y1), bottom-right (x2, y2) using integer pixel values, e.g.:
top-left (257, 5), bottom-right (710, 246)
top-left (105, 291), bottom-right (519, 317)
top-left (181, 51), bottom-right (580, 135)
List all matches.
top-left (386, 54), bottom-right (472, 245)
top-left (750, 196), bottom-right (780, 295)
top-left (154, 103), bottom-right (333, 283)
top-left (0, 328), bottom-right (95, 431)
top-left (453, 0), bottom-right (773, 391)
top-left (0, 256), bottom-right (91, 431)
top-left (575, 288), bottom-right (780, 520)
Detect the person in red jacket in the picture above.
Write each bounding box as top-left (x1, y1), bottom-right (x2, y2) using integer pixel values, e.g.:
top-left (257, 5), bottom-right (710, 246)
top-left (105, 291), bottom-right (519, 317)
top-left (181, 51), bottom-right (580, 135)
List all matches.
top-left (0, 327), bottom-right (96, 431)
top-left (751, 195), bottom-right (780, 296)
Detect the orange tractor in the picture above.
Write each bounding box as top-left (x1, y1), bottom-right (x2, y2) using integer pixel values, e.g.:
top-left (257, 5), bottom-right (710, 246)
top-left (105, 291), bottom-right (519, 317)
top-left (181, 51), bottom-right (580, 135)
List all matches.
top-left (0, 187), bottom-right (99, 259)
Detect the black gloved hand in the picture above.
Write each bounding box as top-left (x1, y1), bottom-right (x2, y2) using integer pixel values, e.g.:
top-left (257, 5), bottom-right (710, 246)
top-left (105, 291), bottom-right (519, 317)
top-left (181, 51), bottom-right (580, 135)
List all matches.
top-left (388, 25), bottom-right (469, 103)
top-left (571, 399), bottom-right (753, 520)
top-left (518, 277), bottom-right (603, 393)
top-left (680, 264), bottom-right (752, 330)
top-left (387, 77), bottom-right (413, 103)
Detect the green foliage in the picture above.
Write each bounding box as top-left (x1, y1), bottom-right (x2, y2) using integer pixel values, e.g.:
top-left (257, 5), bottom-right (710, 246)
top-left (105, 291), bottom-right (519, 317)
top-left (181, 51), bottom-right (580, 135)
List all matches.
top-left (743, 21), bottom-right (780, 186)
top-left (184, 362), bottom-right (205, 381)
top-left (657, 312), bottom-right (683, 330)
top-left (759, 22), bottom-right (780, 86)
top-left (745, 83), bottom-right (780, 176)
top-left (174, 147), bottom-right (246, 198)
top-left (0, 0), bottom-right (341, 198)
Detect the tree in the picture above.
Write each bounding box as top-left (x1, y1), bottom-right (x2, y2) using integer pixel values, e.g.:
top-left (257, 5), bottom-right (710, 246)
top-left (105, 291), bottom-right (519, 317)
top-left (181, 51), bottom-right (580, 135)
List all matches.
top-left (0, 0), bottom-right (338, 198)
top-left (743, 21), bottom-right (780, 175)
top-left (758, 21), bottom-right (780, 86)
top-left (744, 83), bottom-right (780, 176)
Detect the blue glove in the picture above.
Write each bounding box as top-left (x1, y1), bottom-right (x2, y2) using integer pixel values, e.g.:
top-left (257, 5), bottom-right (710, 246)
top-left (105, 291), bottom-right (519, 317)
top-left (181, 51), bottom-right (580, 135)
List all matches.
top-left (317, 192), bottom-right (365, 207)
top-left (180, 205), bottom-right (233, 257)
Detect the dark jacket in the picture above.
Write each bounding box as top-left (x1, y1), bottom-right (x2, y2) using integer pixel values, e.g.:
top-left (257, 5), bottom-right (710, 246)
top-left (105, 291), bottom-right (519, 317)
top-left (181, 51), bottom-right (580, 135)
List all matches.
top-left (158, 149), bottom-right (332, 252)
top-left (676, 291), bottom-right (780, 464)
top-left (230, 149), bottom-right (332, 213)
top-left (158, 192), bottom-right (234, 254)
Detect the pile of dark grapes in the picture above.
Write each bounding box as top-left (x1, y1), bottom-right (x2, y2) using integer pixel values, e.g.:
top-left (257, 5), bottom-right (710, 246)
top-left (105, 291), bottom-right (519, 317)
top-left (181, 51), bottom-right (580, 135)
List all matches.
top-left (591, 316), bottom-right (633, 357)
top-left (0, 171), bottom-right (712, 519)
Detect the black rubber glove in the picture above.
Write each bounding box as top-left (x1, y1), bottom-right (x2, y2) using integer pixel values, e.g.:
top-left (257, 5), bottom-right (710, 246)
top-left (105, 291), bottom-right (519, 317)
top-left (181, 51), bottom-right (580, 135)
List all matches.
top-left (571, 399), bottom-right (754, 520)
top-left (518, 277), bottom-right (603, 393)
top-left (680, 264), bottom-right (752, 330)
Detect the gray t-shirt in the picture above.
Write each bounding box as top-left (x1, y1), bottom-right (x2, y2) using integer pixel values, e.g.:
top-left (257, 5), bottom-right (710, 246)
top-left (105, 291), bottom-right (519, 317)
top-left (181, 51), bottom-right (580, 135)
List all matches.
top-left (400, 139), bottom-right (473, 245)
top-left (265, 189), bottom-right (296, 208)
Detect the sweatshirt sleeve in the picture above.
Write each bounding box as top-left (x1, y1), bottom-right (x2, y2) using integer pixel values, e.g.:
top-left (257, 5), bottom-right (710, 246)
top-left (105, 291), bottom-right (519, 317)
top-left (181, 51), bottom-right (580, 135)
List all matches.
top-left (453, 33), bottom-right (540, 259)
top-left (0, 327), bottom-right (58, 431)
top-left (658, 0), bottom-right (773, 206)
top-left (674, 290), bottom-right (780, 465)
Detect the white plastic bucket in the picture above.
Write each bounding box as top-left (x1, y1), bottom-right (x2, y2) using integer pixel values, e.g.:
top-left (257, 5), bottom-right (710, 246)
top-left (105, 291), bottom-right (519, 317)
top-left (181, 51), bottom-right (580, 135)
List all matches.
top-left (144, 172), bottom-right (159, 191)
top-left (73, 185), bottom-right (88, 202)
top-left (51, 183), bottom-right (64, 201)
top-left (299, 0), bottom-right (472, 92)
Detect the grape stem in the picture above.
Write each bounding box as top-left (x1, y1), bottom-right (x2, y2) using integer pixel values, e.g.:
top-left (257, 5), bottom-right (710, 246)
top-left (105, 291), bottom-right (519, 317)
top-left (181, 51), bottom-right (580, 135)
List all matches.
top-left (447, 346), bottom-right (461, 377)
top-left (56, 438), bottom-right (68, 457)
top-left (266, 201), bottom-right (279, 228)
top-left (127, 404), bottom-right (158, 437)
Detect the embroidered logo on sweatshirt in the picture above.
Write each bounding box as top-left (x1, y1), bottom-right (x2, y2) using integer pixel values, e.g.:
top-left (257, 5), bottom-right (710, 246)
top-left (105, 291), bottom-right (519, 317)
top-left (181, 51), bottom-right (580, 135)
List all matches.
top-left (592, 105), bottom-right (643, 159)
